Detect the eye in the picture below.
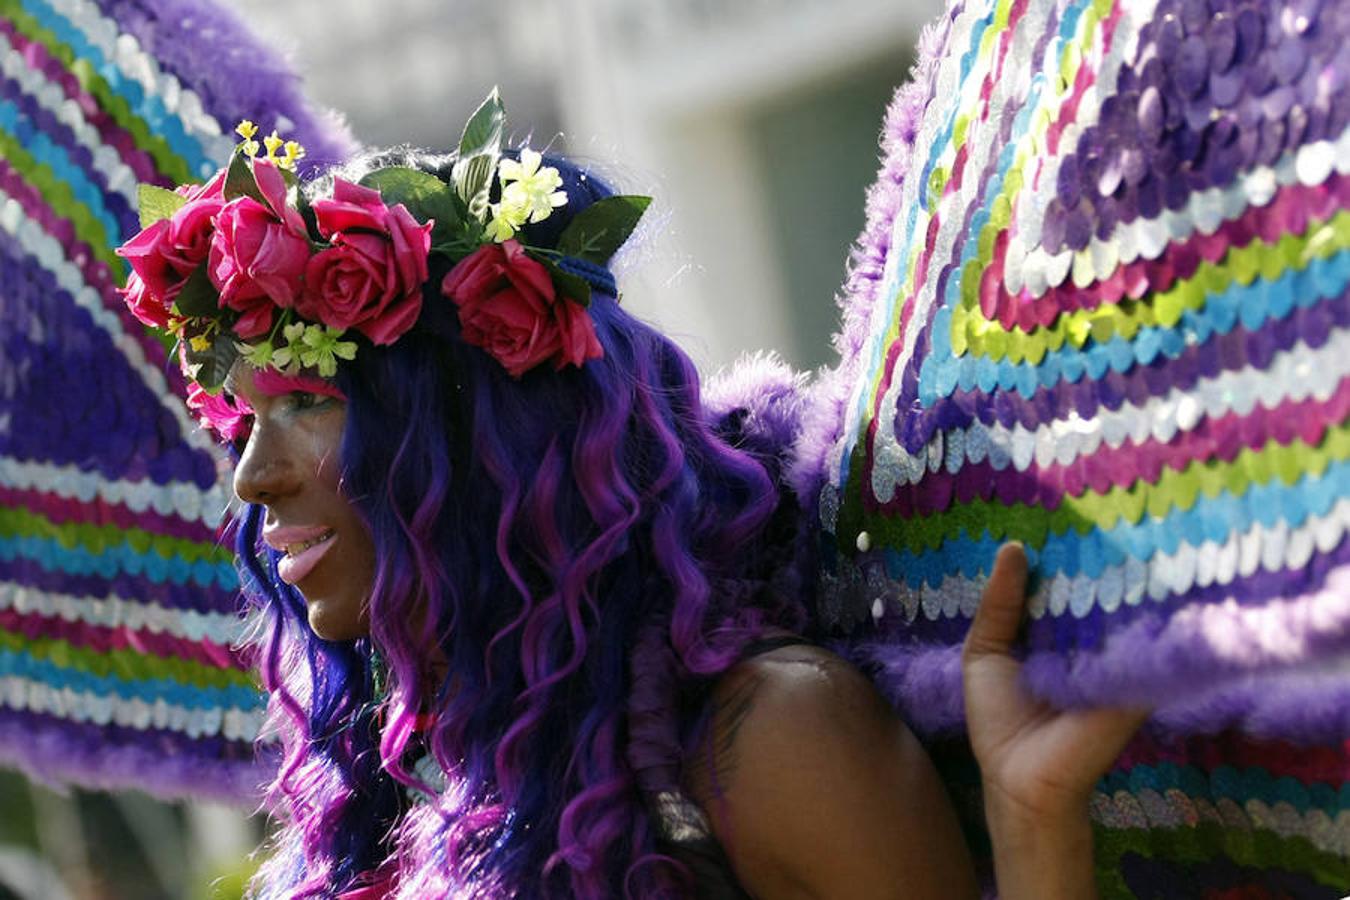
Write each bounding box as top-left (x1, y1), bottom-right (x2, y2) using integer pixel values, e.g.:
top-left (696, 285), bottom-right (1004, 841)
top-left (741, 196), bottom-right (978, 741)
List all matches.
top-left (287, 390), bottom-right (326, 412)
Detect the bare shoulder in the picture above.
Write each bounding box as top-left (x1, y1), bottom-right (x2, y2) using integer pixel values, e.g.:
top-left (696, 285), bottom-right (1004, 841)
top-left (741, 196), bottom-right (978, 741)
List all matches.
top-left (686, 644), bottom-right (891, 793)
top-left (687, 644), bottom-right (979, 900)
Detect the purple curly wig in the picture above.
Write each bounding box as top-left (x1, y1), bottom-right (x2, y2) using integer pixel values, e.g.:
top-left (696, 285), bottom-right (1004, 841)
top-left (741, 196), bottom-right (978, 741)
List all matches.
top-left (236, 153), bottom-right (809, 898)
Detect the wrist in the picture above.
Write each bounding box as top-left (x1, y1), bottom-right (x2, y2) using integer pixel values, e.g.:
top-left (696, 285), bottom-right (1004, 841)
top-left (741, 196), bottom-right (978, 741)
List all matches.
top-left (983, 778), bottom-right (1092, 835)
top-left (983, 783), bottom-right (1099, 900)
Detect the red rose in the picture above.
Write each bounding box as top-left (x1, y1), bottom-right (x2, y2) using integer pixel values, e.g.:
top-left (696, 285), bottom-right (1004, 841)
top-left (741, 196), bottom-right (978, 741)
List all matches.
top-left (207, 160), bottom-right (310, 338)
top-left (441, 240), bottom-right (603, 378)
top-left (294, 178), bottom-right (432, 345)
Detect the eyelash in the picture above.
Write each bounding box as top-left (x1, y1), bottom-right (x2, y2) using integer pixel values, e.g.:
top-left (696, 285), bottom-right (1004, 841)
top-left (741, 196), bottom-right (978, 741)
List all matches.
top-left (219, 390), bottom-right (332, 453)
top-left (288, 391), bottom-right (324, 412)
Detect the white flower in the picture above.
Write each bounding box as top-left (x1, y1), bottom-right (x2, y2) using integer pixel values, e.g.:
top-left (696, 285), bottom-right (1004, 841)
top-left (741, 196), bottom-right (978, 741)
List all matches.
top-left (497, 148), bottom-right (567, 225)
top-left (484, 200), bottom-right (528, 243)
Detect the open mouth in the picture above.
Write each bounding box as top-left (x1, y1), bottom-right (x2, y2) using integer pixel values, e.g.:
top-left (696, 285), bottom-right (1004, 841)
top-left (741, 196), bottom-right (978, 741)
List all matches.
top-left (286, 531), bottom-right (334, 556)
top-left (276, 529), bottom-right (338, 585)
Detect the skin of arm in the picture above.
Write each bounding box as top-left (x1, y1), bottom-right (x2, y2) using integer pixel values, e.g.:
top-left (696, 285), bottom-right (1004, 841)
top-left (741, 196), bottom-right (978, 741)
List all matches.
top-left (687, 645), bottom-right (982, 899)
top-left (691, 543), bottom-right (1147, 898)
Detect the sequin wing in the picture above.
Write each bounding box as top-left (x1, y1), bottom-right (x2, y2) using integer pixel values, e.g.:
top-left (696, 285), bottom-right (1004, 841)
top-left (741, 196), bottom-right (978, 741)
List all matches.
top-left (0, 0), bottom-right (353, 802)
top-left (811, 0), bottom-right (1350, 893)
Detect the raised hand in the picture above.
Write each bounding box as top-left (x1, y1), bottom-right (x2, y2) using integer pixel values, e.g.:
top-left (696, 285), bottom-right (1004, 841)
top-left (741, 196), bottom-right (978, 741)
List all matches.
top-left (962, 542), bottom-right (1149, 898)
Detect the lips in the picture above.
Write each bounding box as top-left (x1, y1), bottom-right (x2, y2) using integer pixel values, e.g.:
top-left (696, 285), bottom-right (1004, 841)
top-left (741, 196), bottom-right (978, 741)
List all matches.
top-left (263, 525), bottom-right (338, 586)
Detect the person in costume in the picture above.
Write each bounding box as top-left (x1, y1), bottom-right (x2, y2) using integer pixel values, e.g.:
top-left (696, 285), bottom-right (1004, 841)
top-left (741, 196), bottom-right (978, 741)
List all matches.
top-left (115, 96), bottom-right (1144, 898)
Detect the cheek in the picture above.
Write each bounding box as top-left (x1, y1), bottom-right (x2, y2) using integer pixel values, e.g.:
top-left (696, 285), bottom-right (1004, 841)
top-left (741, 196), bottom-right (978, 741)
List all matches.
top-left (303, 411), bottom-right (348, 490)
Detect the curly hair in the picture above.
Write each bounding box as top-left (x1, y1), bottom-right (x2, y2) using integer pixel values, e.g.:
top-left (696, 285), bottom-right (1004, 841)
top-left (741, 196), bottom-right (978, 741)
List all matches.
top-left (238, 152), bottom-right (808, 898)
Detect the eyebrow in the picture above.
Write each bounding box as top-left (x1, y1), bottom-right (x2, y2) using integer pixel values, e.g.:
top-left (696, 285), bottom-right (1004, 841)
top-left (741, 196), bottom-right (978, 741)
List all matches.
top-left (251, 367), bottom-right (346, 399)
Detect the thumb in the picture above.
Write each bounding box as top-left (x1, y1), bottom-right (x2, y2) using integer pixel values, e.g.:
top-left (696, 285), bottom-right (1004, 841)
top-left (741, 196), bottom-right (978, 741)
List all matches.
top-left (962, 542), bottom-right (1029, 662)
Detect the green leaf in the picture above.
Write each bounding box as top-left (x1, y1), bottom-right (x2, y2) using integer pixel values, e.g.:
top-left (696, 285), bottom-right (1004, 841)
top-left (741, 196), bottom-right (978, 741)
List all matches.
top-left (184, 333), bottom-right (239, 391)
top-left (223, 152), bottom-right (264, 204)
top-left (430, 237), bottom-right (480, 261)
top-left (292, 184), bottom-right (320, 241)
top-left (556, 195), bottom-right (651, 264)
top-left (137, 184), bottom-right (187, 229)
top-left (359, 166), bottom-right (462, 241)
top-left (458, 88), bottom-right (505, 159)
top-left (452, 89), bottom-right (506, 221)
top-left (172, 265), bottom-right (220, 318)
top-left (453, 153), bottom-right (498, 222)
top-left (537, 255), bottom-right (593, 308)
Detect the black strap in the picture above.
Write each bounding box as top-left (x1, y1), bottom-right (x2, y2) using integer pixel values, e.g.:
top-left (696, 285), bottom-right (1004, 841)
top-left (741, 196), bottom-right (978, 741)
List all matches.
top-left (738, 634), bottom-right (813, 660)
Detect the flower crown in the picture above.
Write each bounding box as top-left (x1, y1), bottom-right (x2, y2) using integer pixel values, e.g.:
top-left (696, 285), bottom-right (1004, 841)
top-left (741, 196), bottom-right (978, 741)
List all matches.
top-left (116, 90), bottom-right (649, 435)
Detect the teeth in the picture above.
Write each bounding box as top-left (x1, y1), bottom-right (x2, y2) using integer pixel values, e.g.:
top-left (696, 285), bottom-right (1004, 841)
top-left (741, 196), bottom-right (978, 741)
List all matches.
top-left (285, 531), bottom-right (333, 556)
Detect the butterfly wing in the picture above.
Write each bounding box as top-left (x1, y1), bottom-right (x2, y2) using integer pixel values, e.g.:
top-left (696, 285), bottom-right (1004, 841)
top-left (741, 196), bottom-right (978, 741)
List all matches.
top-left (796, 0), bottom-right (1350, 892)
top-left (0, 0), bottom-right (353, 802)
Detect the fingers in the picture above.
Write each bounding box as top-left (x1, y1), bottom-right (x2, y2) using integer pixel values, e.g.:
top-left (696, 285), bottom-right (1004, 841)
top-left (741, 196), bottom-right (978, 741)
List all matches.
top-left (962, 542), bottom-right (1029, 662)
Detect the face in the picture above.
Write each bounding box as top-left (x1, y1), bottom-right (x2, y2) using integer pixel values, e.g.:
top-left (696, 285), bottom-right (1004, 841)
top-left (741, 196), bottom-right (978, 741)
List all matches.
top-left (228, 365), bottom-right (376, 641)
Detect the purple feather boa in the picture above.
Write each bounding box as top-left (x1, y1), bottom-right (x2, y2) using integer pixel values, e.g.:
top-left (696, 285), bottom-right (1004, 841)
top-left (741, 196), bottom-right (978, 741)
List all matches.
top-left (854, 565), bottom-right (1350, 742)
top-left (855, 635), bottom-right (1350, 745)
top-left (702, 352), bottom-right (807, 456)
top-left (0, 710), bottom-right (272, 805)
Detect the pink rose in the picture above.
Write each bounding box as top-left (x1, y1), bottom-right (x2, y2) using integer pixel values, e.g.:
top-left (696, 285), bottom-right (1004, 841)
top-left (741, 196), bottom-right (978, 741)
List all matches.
top-left (161, 196), bottom-right (225, 274)
top-left (118, 220), bottom-right (178, 327)
top-left (208, 160), bottom-right (311, 338)
top-left (441, 240), bottom-right (603, 378)
top-left (294, 178), bottom-right (432, 345)
top-left (116, 178), bottom-right (227, 327)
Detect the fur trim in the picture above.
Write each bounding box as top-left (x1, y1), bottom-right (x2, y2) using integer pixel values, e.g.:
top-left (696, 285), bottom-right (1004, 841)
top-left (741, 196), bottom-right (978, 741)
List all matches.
top-left (0, 711), bottom-right (271, 805)
top-left (703, 351), bottom-right (808, 459)
top-left (787, 12), bottom-right (955, 507)
top-left (853, 564), bottom-right (1350, 742)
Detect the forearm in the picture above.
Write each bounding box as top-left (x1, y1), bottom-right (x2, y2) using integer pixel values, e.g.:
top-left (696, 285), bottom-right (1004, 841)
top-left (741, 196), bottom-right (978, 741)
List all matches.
top-left (984, 789), bottom-right (1098, 900)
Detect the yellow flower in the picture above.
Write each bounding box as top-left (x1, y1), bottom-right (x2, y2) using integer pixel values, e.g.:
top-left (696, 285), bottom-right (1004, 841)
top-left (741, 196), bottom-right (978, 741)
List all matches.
top-left (272, 322), bottom-right (307, 374)
top-left (236, 120), bottom-right (261, 157)
top-left (264, 130), bottom-right (285, 161)
top-left (189, 334), bottom-right (212, 352)
top-left (280, 140), bottom-right (307, 171)
top-left (297, 325), bottom-right (357, 377)
top-left (235, 340), bottom-right (275, 369)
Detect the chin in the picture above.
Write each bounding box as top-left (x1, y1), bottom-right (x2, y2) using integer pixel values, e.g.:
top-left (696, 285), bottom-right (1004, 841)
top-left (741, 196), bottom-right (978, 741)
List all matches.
top-left (305, 594), bottom-right (370, 643)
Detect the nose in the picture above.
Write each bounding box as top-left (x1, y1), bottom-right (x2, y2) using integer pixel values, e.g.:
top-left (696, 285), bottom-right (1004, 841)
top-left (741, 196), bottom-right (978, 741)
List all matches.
top-left (233, 424), bottom-right (300, 506)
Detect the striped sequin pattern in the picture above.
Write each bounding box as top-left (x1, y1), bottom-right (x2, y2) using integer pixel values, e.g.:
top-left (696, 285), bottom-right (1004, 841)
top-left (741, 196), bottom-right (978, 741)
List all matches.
top-left (818, 0), bottom-right (1350, 893)
top-left (0, 0), bottom-right (348, 800)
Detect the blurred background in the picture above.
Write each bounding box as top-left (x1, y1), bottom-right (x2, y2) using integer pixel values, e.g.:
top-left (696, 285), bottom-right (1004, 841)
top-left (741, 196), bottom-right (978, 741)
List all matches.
top-left (233, 0), bottom-right (941, 373)
top-left (1, 0), bottom-right (938, 896)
